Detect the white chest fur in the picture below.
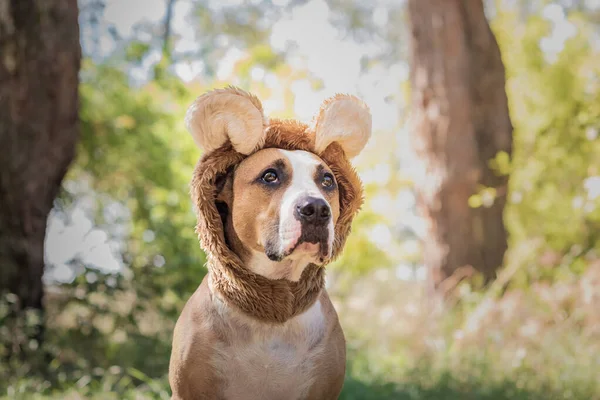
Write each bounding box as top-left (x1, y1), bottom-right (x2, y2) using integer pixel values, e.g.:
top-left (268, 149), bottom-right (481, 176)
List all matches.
top-left (212, 299), bottom-right (326, 400)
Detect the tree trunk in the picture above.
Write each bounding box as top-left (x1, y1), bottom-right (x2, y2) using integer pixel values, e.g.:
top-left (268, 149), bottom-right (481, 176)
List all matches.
top-left (407, 0), bottom-right (513, 287)
top-left (0, 0), bottom-right (81, 356)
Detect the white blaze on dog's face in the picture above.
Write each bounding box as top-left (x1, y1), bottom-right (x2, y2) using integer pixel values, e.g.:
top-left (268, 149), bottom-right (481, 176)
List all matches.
top-left (218, 148), bottom-right (340, 281)
top-left (276, 150), bottom-right (338, 260)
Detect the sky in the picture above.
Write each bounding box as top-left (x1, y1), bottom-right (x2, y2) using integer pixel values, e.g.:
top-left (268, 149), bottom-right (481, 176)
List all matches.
top-left (99, 0), bottom-right (403, 131)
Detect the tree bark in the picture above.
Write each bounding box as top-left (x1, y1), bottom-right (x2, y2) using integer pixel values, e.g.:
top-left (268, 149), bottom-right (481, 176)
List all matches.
top-left (407, 0), bottom-right (513, 287)
top-left (0, 0), bottom-right (81, 354)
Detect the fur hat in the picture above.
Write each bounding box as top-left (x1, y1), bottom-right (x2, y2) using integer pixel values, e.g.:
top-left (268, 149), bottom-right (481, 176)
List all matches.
top-left (187, 86), bottom-right (371, 323)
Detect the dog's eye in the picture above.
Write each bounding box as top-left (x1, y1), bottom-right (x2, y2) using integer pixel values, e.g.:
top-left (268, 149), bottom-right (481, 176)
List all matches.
top-left (322, 173), bottom-right (334, 188)
top-left (262, 169), bottom-right (278, 183)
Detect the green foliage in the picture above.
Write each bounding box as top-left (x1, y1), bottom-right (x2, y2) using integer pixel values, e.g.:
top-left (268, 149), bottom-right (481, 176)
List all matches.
top-left (77, 59), bottom-right (207, 299)
top-left (334, 263), bottom-right (600, 399)
top-left (493, 5), bottom-right (600, 282)
top-left (124, 41), bottom-right (151, 63)
top-left (1, 54), bottom-right (209, 392)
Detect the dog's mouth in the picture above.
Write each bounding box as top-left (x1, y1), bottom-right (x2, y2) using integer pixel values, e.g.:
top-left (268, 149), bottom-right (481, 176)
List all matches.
top-left (290, 233), bottom-right (330, 262)
top-left (266, 229), bottom-right (331, 264)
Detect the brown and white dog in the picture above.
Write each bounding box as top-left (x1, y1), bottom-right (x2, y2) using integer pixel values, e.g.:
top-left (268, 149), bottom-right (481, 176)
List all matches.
top-left (169, 87), bottom-right (371, 400)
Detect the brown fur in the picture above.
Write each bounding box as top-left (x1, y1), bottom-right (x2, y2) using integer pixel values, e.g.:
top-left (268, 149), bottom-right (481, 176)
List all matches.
top-left (169, 277), bottom-right (346, 399)
top-left (188, 119), bottom-right (363, 323)
top-left (169, 87), bottom-right (368, 400)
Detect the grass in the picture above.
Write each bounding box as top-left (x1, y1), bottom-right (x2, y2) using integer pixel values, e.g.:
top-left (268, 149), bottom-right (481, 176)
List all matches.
top-left (4, 357), bottom-right (597, 400)
top-left (339, 354), bottom-right (599, 400)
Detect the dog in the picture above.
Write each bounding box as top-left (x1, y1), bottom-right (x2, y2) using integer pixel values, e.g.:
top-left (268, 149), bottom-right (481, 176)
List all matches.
top-left (169, 87), bottom-right (371, 400)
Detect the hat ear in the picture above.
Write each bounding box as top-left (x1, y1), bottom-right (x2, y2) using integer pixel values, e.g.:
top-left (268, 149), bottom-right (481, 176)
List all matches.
top-left (313, 94), bottom-right (372, 159)
top-left (185, 86), bottom-right (267, 155)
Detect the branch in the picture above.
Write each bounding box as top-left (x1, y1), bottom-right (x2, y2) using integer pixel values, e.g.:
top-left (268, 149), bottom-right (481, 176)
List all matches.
top-left (162, 0), bottom-right (176, 59)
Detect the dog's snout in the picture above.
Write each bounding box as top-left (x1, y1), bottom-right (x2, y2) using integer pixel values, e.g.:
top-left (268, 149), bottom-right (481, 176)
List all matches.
top-left (295, 197), bottom-right (330, 224)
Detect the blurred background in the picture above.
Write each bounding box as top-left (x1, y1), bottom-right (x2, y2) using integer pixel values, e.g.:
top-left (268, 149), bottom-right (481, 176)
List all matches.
top-left (1, 0), bottom-right (600, 399)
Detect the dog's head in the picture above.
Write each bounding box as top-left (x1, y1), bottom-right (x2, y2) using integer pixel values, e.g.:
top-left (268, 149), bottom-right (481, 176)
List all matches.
top-left (187, 86), bottom-right (371, 281)
top-left (215, 148), bottom-right (340, 278)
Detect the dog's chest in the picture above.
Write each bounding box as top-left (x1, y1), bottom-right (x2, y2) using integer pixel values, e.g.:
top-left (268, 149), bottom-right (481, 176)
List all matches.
top-left (213, 300), bottom-right (326, 400)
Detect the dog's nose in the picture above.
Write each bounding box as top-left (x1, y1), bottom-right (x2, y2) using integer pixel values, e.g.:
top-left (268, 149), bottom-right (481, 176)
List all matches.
top-left (295, 197), bottom-right (331, 225)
